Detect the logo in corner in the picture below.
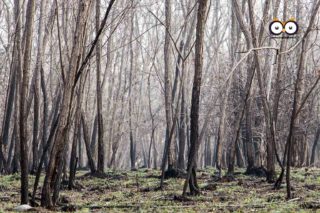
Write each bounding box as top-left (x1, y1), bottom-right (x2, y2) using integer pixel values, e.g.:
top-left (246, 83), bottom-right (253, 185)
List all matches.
top-left (269, 18), bottom-right (299, 36)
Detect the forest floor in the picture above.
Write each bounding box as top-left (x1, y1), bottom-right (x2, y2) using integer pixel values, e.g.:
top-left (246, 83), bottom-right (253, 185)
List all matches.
top-left (0, 167), bottom-right (319, 212)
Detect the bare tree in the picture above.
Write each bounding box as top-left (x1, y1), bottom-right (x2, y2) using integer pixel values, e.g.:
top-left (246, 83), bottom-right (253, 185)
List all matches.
top-left (41, 1), bottom-right (93, 207)
top-left (96, 0), bottom-right (105, 174)
top-left (183, 0), bottom-right (209, 196)
top-left (19, 0), bottom-right (36, 204)
top-left (160, 0), bottom-right (176, 175)
top-left (285, 0), bottom-right (320, 198)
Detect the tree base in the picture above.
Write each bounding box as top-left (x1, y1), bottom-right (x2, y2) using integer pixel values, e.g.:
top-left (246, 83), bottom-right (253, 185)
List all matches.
top-left (266, 170), bottom-right (276, 183)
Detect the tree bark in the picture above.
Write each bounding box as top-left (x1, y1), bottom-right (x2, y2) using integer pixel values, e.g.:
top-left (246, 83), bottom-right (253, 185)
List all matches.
top-left (1, 0), bottom-right (22, 173)
top-left (310, 124), bottom-right (320, 165)
top-left (96, 0), bottom-right (105, 174)
top-left (32, 0), bottom-right (46, 174)
top-left (32, 112), bottom-right (60, 204)
top-left (177, 6), bottom-right (196, 171)
top-left (183, 0), bottom-right (208, 196)
top-left (162, 0), bottom-right (176, 172)
top-left (41, 1), bottom-right (92, 207)
top-left (247, 0), bottom-right (275, 181)
top-left (19, 0), bottom-right (36, 204)
top-left (285, 1), bottom-right (320, 198)
top-left (81, 113), bottom-right (97, 174)
top-left (177, 87), bottom-right (186, 170)
top-left (128, 6), bottom-right (136, 170)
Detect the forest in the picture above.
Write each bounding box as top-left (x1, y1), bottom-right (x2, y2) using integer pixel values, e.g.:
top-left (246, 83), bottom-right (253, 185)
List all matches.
top-left (0, 0), bottom-right (320, 212)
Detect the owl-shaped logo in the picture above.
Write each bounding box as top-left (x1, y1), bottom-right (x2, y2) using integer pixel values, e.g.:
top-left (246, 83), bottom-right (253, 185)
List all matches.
top-left (269, 18), bottom-right (298, 35)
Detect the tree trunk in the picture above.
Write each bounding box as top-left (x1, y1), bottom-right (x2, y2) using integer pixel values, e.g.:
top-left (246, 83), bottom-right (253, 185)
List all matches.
top-left (183, 0), bottom-right (208, 196)
top-left (147, 73), bottom-right (156, 169)
top-left (285, 1), bottom-right (320, 198)
top-left (1, 0), bottom-right (23, 173)
top-left (69, 98), bottom-right (82, 189)
top-left (90, 115), bottom-right (98, 155)
top-left (19, 0), bottom-right (36, 204)
top-left (310, 124), bottom-right (320, 165)
top-left (162, 0), bottom-right (176, 172)
top-left (128, 7), bottom-right (136, 170)
top-left (41, 1), bottom-right (92, 207)
top-left (247, 0), bottom-right (275, 181)
top-left (81, 113), bottom-right (97, 174)
top-left (32, 112), bottom-right (59, 204)
top-left (177, 88), bottom-right (186, 170)
top-left (96, 0), bottom-right (105, 174)
top-left (245, 97), bottom-right (255, 170)
top-left (31, 0), bottom-right (46, 174)
top-left (177, 9), bottom-right (196, 171)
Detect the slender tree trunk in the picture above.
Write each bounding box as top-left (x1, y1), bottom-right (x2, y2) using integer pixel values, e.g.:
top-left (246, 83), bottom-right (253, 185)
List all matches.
top-left (32, 0), bottom-right (46, 174)
top-left (183, 0), bottom-right (208, 196)
top-left (272, 0), bottom-right (320, 191)
top-left (81, 113), bottom-right (97, 174)
top-left (108, 37), bottom-right (125, 168)
top-left (177, 8), bottom-right (196, 171)
top-left (19, 0), bottom-right (36, 204)
top-left (147, 73), bottom-right (156, 169)
top-left (69, 95), bottom-right (82, 189)
top-left (310, 124), bottom-right (320, 165)
top-left (153, 132), bottom-right (158, 169)
top-left (285, 1), bottom-right (320, 198)
top-left (1, 0), bottom-right (22, 173)
top-left (96, 0), bottom-right (105, 174)
top-left (39, 3), bottom-right (56, 169)
top-left (32, 112), bottom-right (59, 204)
top-left (269, 0), bottom-right (287, 182)
top-left (128, 7), bottom-right (136, 170)
top-left (90, 115), bottom-right (98, 155)
top-left (245, 96), bottom-right (255, 170)
top-left (13, 77), bottom-right (21, 174)
top-left (162, 0), bottom-right (176, 172)
top-left (227, 75), bottom-right (255, 176)
top-left (228, 0), bottom-right (254, 176)
top-left (178, 87), bottom-right (186, 170)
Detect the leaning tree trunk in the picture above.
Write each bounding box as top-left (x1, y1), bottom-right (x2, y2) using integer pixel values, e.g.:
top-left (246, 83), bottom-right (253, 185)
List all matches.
top-left (41, 0), bottom-right (116, 206)
top-left (69, 38), bottom-right (89, 184)
top-left (41, 1), bottom-right (92, 207)
top-left (182, 0), bottom-right (208, 196)
top-left (81, 113), bottom-right (97, 173)
top-left (69, 87), bottom-right (83, 189)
